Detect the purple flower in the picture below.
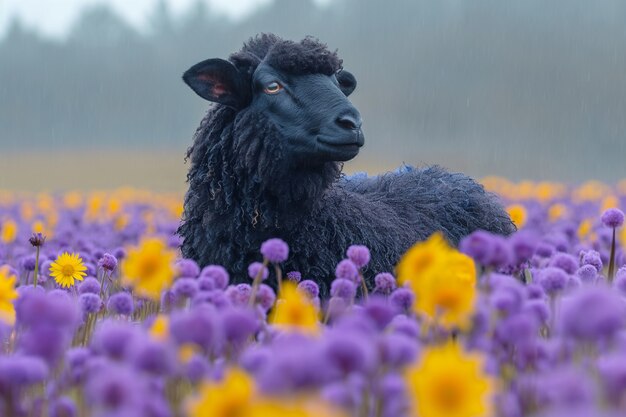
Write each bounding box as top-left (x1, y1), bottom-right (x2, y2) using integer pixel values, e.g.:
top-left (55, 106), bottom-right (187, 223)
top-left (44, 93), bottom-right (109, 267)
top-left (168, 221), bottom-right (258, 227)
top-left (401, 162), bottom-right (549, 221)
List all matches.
top-left (107, 292), bottom-right (134, 316)
top-left (221, 307), bottom-right (259, 346)
top-left (112, 247), bottom-right (126, 260)
top-left (459, 230), bottom-right (496, 266)
top-left (363, 296), bottom-right (395, 329)
top-left (91, 320), bottom-right (139, 360)
top-left (389, 288), bottom-right (414, 312)
top-left (537, 267), bottom-right (569, 295)
top-left (580, 249), bottom-right (603, 272)
top-left (335, 259), bottom-right (359, 283)
top-left (575, 264), bottom-right (598, 283)
top-left (85, 364), bottom-right (142, 409)
top-left (601, 208), bottom-right (625, 228)
top-left (50, 397), bottom-right (77, 417)
top-left (346, 245), bottom-right (370, 268)
top-left (297, 280), bottom-right (319, 299)
top-left (184, 354), bottom-right (210, 383)
top-left (176, 259), bottom-right (200, 278)
top-left (614, 268), bottom-right (626, 294)
top-left (169, 306), bottom-right (220, 352)
top-left (226, 284), bottom-right (252, 306)
top-left (378, 333), bottom-right (418, 368)
top-left (508, 231), bottom-right (538, 265)
top-left (98, 253), bottom-right (118, 272)
top-left (523, 299), bottom-right (551, 324)
top-left (324, 331), bottom-right (376, 376)
top-left (78, 277), bottom-right (101, 295)
top-left (330, 278), bottom-right (357, 300)
top-left (389, 315), bottom-right (420, 339)
top-left (199, 265), bottom-right (229, 289)
top-left (193, 290), bottom-right (231, 309)
top-left (374, 272), bottom-right (396, 294)
top-left (260, 238), bottom-right (289, 263)
top-left (549, 253), bottom-right (578, 274)
top-left (255, 284), bottom-right (276, 311)
top-left (29, 232), bottom-right (46, 247)
top-left (21, 254), bottom-right (37, 272)
top-left (597, 353), bottom-right (626, 405)
top-left (173, 277), bottom-right (199, 299)
top-left (130, 339), bottom-right (175, 376)
top-left (247, 262), bottom-right (269, 281)
top-left (286, 271), bottom-right (302, 283)
top-left (79, 293), bottom-right (102, 315)
top-left (197, 275), bottom-right (216, 291)
top-left (559, 286), bottom-right (625, 342)
top-left (0, 355), bottom-right (49, 390)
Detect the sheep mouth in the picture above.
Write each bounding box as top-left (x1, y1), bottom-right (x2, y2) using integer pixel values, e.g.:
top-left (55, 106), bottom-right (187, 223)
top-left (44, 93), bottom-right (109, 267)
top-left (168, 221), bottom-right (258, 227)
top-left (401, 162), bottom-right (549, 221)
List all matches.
top-left (316, 137), bottom-right (363, 150)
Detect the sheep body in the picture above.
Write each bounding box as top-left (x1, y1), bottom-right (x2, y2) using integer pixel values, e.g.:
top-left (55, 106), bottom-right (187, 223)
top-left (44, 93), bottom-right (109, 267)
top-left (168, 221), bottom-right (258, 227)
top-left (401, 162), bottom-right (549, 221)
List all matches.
top-left (179, 35), bottom-right (514, 293)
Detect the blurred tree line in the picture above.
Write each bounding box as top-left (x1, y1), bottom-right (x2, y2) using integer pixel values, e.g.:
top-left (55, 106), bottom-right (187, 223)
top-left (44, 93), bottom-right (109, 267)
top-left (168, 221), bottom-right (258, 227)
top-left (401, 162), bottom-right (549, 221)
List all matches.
top-left (1, 0), bottom-right (625, 180)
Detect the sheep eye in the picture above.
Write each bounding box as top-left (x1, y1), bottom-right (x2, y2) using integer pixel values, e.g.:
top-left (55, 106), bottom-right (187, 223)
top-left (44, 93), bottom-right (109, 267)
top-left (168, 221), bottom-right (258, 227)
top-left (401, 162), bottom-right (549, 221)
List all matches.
top-left (264, 82), bottom-right (283, 94)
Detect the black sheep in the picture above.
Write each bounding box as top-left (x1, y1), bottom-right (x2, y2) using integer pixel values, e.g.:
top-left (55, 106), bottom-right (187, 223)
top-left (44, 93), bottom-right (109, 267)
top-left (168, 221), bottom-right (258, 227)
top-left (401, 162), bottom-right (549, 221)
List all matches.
top-left (179, 34), bottom-right (514, 293)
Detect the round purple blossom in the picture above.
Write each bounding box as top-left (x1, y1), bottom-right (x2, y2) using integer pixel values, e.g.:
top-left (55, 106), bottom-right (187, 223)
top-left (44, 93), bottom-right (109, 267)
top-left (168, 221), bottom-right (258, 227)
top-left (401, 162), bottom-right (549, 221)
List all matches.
top-left (226, 284), bottom-right (252, 306)
top-left (79, 293), bottom-right (102, 315)
top-left (221, 307), bottom-right (259, 346)
top-left (297, 280), bottom-right (320, 299)
top-left (549, 253), bottom-right (578, 274)
top-left (346, 245), bottom-right (370, 268)
top-left (200, 265), bottom-right (229, 289)
top-left (176, 259), bottom-right (200, 278)
top-left (0, 355), bottom-right (49, 389)
top-left (537, 267), bottom-right (569, 295)
top-left (335, 259), bottom-right (359, 283)
top-left (576, 264), bottom-right (598, 283)
top-left (248, 262), bottom-right (269, 281)
top-left (255, 284), bottom-right (276, 311)
top-left (389, 288), bottom-right (414, 312)
top-left (98, 253), bottom-right (118, 272)
top-left (78, 277), bottom-right (101, 295)
top-left (559, 287), bottom-right (626, 342)
top-left (601, 208), bottom-right (625, 228)
top-left (169, 307), bottom-right (219, 352)
top-left (21, 255), bottom-right (37, 271)
top-left (260, 238), bottom-right (289, 263)
top-left (50, 397), bottom-right (77, 417)
top-left (286, 271), bottom-right (302, 283)
top-left (580, 249), bottom-right (603, 272)
top-left (374, 272), bottom-right (396, 294)
top-left (330, 278), bottom-right (357, 300)
top-left (197, 275), bottom-right (216, 291)
top-left (172, 277), bottom-right (199, 299)
top-left (107, 292), bottom-right (134, 316)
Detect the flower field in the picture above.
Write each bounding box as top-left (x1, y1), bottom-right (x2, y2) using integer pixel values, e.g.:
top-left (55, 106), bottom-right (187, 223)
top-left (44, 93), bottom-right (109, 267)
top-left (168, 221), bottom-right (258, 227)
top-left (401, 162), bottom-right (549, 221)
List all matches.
top-left (1, 179), bottom-right (626, 417)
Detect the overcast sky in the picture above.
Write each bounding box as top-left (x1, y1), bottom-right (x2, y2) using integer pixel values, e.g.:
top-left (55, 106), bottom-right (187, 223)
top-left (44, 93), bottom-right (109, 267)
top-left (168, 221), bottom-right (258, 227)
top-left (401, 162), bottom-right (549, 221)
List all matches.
top-left (0, 0), bottom-right (329, 39)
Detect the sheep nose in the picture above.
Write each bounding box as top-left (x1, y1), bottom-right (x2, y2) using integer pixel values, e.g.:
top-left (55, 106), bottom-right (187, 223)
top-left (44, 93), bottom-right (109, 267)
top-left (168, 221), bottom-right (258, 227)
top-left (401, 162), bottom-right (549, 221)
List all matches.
top-left (336, 113), bottom-right (362, 131)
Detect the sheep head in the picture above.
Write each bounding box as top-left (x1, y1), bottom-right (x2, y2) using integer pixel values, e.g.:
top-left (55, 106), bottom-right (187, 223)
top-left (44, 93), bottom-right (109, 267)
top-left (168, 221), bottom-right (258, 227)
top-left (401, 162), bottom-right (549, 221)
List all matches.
top-left (183, 34), bottom-right (364, 165)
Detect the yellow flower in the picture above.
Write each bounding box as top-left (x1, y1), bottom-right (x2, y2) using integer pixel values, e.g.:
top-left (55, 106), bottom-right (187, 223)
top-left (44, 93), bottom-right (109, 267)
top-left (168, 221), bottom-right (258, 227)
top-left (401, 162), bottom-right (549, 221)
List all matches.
top-left (122, 238), bottom-right (176, 300)
top-left (149, 314), bottom-right (169, 341)
top-left (601, 195), bottom-right (620, 213)
top-left (187, 368), bottom-right (256, 417)
top-left (0, 266), bottom-right (19, 325)
top-left (577, 219), bottom-right (593, 242)
top-left (506, 204), bottom-right (527, 229)
top-left (269, 281), bottom-right (320, 334)
top-left (248, 397), bottom-right (347, 417)
top-left (50, 252), bottom-right (87, 288)
top-left (548, 204), bottom-right (567, 222)
top-left (620, 226), bottom-right (626, 249)
top-left (397, 233), bottom-right (476, 330)
top-left (405, 343), bottom-right (494, 417)
top-left (1, 219), bottom-right (18, 244)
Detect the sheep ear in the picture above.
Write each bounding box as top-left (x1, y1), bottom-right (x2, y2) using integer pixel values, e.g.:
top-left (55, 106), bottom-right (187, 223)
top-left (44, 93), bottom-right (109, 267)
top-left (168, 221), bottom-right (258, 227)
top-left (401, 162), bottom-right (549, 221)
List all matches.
top-left (183, 58), bottom-right (248, 109)
top-left (337, 70), bottom-right (357, 96)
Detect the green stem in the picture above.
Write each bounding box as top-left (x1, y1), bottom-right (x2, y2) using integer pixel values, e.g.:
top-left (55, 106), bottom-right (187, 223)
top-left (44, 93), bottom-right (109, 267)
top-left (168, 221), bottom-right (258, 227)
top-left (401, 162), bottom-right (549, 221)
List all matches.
top-left (248, 259), bottom-right (269, 307)
top-left (359, 271), bottom-right (369, 300)
top-left (33, 247), bottom-right (40, 288)
top-left (274, 264), bottom-right (283, 295)
top-left (608, 228), bottom-right (616, 282)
